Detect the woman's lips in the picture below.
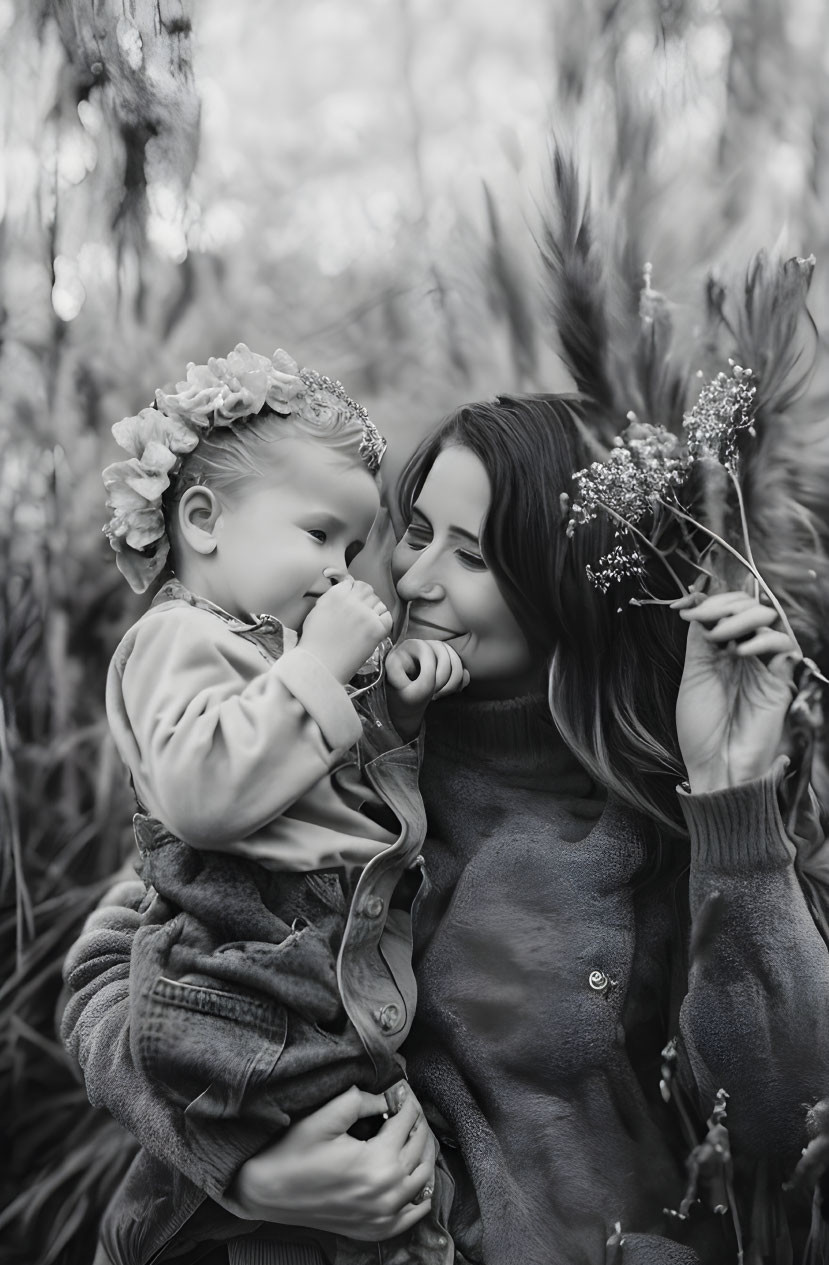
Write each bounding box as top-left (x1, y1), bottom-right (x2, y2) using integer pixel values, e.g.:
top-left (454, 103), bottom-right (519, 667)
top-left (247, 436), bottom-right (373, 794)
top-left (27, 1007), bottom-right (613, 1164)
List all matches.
top-left (406, 613), bottom-right (465, 638)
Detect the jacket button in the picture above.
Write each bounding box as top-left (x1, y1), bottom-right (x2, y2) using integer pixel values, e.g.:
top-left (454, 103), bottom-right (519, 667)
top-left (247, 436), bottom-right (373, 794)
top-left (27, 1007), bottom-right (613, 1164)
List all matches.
top-left (588, 969), bottom-right (615, 996)
top-left (365, 896), bottom-right (384, 918)
top-left (376, 1003), bottom-right (400, 1031)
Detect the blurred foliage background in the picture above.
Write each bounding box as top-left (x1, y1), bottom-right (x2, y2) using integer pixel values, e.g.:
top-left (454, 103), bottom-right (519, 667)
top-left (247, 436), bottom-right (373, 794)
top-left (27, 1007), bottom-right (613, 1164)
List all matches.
top-left (2, 0), bottom-right (829, 1260)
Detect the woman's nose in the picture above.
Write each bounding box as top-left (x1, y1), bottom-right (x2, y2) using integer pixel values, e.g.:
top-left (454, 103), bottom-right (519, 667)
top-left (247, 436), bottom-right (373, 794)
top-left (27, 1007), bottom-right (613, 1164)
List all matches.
top-left (395, 551), bottom-right (445, 602)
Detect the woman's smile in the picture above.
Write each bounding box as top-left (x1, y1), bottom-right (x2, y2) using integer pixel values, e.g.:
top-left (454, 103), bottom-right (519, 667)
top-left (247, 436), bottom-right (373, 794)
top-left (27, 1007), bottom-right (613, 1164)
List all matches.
top-left (405, 611), bottom-right (466, 638)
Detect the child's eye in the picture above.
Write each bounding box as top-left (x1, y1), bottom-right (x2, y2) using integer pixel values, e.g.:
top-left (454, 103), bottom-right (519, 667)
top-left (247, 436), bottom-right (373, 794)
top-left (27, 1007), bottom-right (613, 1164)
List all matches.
top-left (457, 549), bottom-right (487, 571)
top-left (307, 529), bottom-right (327, 543)
top-left (403, 524), bottom-right (432, 550)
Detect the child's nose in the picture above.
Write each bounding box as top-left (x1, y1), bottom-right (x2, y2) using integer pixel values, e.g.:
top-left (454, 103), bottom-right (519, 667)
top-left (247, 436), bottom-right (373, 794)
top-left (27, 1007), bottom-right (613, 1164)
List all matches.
top-left (322, 564), bottom-right (347, 585)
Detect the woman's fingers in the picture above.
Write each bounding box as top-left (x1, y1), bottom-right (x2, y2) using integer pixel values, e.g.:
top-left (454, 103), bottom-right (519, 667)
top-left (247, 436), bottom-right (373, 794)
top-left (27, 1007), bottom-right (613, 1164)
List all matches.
top-left (396, 1110), bottom-right (433, 1174)
top-left (676, 590), bottom-right (799, 657)
top-left (374, 1199), bottom-right (433, 1238)
top-left (692, 605), bottom-right (779, 641)
top-left (398, 1152), bottom-right (437, 1207)
top-left (307, 1085), bottom-right (388, 1136)
top-left (378, 1088), bottom-right (421, 1146)
top-left (734, 630), bottom-right (798, 659)
top-left (675, 590), bottom-right (756, 620)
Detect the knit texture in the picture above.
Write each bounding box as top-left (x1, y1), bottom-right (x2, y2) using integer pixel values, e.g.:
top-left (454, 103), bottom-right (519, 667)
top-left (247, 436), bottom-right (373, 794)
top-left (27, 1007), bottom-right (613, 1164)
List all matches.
top-left (407, 693), bottom-right (693, 1265)
top-left (405, 693), bottom-right (829, 1265)
top-left (228, 1237), bottom-right (330, 1265)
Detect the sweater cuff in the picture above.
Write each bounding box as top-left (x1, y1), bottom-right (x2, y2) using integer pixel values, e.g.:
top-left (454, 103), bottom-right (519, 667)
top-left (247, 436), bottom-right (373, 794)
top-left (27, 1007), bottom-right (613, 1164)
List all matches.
top-left (274, 648), bottom-right (363, 752)
top-left (677, 755), bottom-right (796, 871)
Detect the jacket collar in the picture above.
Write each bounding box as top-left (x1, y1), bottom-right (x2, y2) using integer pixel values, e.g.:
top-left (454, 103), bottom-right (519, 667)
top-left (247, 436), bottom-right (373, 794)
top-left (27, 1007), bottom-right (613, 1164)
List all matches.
top-left (153, 577), bottom-right (296, 644)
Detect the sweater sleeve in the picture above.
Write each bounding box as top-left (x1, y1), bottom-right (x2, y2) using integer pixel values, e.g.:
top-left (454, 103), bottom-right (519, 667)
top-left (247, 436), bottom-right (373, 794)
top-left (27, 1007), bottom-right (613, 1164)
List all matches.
top-left (676, 757), bottom-right (829, 1163)
top-left (107, 607), bottom-right (363, 848)
top-left (60, 880), bottom-right (278, 1203)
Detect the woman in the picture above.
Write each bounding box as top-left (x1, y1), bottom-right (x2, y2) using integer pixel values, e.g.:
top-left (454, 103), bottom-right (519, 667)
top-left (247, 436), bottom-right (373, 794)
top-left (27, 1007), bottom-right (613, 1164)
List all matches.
top-left (63, 394), bottom-right (829, 1265)
top-left (386, 393), bottom-right (829, 1263)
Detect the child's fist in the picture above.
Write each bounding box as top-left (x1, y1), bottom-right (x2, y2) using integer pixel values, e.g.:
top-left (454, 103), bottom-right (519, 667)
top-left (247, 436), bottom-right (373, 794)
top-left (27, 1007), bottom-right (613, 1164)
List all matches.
top-left (300, 578), bottom-right (393, 684)
top-left (385, 638), bottom-right (469, 739)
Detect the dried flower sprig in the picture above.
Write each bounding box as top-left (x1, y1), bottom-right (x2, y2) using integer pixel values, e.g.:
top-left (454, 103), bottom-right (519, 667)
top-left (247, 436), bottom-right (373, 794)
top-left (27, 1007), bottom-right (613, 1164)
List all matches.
top-left (585, 541), bottom-right (647, 593)
top-left (566, 362), bottom-right (828, 684)
top-left (566, 417), bottom-right (691, 594)
top-left (683, 363), bottom-right (757, 470)
top-left (569, 421), bottom-right (687, 530)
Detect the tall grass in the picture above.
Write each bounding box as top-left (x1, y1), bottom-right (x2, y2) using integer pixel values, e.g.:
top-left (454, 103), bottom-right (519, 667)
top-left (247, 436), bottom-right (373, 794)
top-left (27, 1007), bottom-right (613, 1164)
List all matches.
top-left (0, 427), bottom-right (140, 1263)
top-left (3, 0), bottom-right (829, 1261)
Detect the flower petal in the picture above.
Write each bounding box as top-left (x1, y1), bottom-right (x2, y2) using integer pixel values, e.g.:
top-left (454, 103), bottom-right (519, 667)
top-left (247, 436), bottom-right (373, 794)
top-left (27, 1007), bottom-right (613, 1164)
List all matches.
top-left (115, 535), bottom-right (170, 595)
top-left (113, 408), bottom-right (199, 459)
top-left (271, 348), bottom-right (300, 375)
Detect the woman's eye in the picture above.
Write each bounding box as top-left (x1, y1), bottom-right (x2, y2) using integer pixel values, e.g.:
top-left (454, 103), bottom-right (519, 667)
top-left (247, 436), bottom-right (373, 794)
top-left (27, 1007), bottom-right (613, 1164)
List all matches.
top-left (457, 549), bottom-right (487, 571)
top-left (307, 529), bottom-right (327, 543)
top-left (403, 525), bottom-right (432, 550)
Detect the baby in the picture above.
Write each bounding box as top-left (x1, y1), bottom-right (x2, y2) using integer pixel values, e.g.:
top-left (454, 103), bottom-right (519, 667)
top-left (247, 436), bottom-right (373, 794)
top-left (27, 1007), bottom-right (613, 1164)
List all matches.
top-left (90, 345), bottom-right (462, 1265)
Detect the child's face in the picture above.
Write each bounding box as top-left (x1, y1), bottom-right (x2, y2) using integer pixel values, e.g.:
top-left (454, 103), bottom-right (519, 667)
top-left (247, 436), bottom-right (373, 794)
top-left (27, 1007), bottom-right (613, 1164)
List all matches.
top-left (212, 435), bottom-right (381, 628)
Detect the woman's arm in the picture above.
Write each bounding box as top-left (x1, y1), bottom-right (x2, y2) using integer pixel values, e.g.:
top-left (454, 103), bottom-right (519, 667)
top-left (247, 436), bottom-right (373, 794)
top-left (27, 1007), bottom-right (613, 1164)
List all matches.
top-left (61, 878), bottom-right (273, 1200)
top-left (677, 763), bottom-right (829, 1158)
top-left (61, 879), bottom-right (437, 1234)
top-left (673, 592), bottom-right (829, 1160)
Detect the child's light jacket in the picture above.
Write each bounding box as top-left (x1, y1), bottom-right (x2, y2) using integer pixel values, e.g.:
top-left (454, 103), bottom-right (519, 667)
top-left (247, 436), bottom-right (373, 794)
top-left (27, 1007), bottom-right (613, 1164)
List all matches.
top-left (62, 581), bottom-right (454, 1265)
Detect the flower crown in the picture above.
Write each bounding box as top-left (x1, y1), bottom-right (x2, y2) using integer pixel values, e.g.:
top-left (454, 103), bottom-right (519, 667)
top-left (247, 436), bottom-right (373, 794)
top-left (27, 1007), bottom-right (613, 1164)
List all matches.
top-left (102, 344), bottom-right (387, 594)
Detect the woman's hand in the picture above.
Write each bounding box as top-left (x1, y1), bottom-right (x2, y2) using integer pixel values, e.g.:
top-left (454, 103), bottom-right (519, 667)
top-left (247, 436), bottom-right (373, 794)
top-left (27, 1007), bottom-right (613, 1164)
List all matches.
top-left (228, 1084), bottom-right (438, 1241)
top-left (674, 590), bottom-right (798, 794)
top-left (385, 638), bottom-right (469, 740)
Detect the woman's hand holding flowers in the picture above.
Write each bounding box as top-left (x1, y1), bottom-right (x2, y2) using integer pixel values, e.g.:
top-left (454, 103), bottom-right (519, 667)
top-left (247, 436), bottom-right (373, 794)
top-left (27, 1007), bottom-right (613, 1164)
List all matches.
top-left (674, 589), bottom-right (798, 793)
top-left (386, 639), bottom-right (469, 740)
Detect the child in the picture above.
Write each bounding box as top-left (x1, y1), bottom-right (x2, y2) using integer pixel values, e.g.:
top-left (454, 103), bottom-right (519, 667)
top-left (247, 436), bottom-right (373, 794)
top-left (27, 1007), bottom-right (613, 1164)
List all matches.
top-left (80, 345), bottom-right (462, 1265)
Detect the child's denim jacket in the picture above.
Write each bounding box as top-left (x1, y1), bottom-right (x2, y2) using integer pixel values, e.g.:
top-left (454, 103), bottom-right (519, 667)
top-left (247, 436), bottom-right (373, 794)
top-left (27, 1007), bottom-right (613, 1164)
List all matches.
top-left (61, 581), bottom-right (453, 1265)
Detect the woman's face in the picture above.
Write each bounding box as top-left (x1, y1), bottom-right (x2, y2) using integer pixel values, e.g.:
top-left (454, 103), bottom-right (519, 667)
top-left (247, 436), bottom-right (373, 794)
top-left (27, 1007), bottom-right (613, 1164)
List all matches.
top-left (392, 444), bottom-right (543, 698)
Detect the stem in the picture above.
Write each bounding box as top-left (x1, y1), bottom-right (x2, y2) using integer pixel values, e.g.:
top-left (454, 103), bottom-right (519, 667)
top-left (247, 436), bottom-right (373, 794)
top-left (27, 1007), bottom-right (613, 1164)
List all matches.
top-left (674, 550), bottom-right (716, 582)
top-left (596, 501), bottom-right (689, 596)
top-left (727, 469), bottom-right (760, 601)
top-left (658, 498), bottom-right (802, 650)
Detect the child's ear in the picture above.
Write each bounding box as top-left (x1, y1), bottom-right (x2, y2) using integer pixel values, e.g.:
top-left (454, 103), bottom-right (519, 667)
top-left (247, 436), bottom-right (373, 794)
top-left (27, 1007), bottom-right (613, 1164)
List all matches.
top-left (177, 486), bottom-right (222, 555)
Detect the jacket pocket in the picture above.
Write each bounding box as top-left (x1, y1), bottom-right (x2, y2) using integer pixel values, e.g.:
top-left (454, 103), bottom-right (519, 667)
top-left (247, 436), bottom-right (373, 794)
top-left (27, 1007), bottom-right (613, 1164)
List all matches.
top-left (137, 974), bottom-right (288, 1121)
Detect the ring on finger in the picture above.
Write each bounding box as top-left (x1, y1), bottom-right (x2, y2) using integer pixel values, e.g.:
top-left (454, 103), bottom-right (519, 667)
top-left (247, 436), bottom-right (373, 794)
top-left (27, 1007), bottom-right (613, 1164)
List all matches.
top-left (414, 1183), bottom-right (434, 1204)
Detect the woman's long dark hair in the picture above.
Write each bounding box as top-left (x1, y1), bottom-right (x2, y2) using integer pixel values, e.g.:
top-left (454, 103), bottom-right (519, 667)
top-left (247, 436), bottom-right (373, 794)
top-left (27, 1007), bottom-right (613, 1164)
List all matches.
top-left (396, 393), bottom-right (690, 837)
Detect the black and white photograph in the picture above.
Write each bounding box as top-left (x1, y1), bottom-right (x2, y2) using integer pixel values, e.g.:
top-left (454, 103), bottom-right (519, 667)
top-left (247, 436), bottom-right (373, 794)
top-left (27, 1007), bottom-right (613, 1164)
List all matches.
top-left (3, 3), bottom-right (829, 1263)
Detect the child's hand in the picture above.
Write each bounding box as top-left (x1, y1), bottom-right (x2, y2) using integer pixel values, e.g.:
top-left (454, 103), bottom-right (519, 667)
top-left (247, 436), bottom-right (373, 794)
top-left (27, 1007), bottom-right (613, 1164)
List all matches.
top-left (300, 578), bottom-right (393, 684)
top-left (673, 589), bottom-right (799, 793)
top-left (386, 638), bottom-right (469, 740)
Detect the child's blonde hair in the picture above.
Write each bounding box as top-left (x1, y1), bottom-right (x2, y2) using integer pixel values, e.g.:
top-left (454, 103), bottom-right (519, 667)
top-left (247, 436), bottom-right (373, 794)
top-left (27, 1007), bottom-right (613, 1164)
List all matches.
top-left (164, 404), bottom-right (372, 529)
top-left (103, 346), bottom-right (386, 594)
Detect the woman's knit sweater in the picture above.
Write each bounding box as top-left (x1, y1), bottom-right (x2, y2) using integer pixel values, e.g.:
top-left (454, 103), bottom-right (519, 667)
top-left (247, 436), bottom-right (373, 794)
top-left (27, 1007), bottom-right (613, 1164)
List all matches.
top-left (405, 693), bottom-right (829, 1265)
